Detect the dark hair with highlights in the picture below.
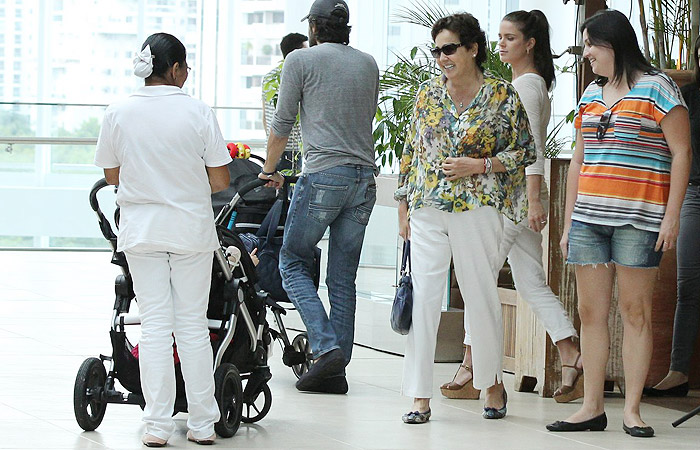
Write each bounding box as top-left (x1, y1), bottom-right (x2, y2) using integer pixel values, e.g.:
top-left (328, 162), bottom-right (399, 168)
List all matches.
top-left (431, 13), bottom-right (487, 72)
top-left (140, 33), bottom-right (186, 79)
top-left (580, 9), bottom-right (656, 88)
top-left (503, 9), bottom-right (555, 90)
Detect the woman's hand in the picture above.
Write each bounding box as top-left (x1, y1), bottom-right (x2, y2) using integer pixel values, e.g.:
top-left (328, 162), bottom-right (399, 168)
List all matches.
top-left (442, 157), bottom-right (482, 181)
top-left (560, 224), bottom-right (570, 261)
top-left (398, 200), bottom-right (411, 241)
top-left (655, 214), bottom-right (680, 252)
top-left (528, 199), bottom-right (547, 233)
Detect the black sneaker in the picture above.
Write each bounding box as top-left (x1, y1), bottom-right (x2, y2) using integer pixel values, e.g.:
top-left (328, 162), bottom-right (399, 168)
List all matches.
top-left (295, 349), bottom-right (345, 392)
top-left (296, 375), bottom-right (348, 394)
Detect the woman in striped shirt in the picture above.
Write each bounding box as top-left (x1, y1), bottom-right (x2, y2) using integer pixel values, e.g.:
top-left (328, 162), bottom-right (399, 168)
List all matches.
top-left (546, 10), bottom-right (691, 438)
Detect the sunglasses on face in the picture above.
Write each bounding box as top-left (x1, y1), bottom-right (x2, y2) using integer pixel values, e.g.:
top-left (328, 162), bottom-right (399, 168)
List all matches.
top-left (596, 109), bottom-right (612, 140)
top-left (430, 42), bottom-right (464, 58)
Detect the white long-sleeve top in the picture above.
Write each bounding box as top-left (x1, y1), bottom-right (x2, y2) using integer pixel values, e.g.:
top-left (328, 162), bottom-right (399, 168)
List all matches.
top-left (512, 73), bottom-right (550, 177)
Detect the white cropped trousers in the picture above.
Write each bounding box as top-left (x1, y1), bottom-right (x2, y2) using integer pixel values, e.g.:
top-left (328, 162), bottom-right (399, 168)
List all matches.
top-left (464, 200), bottom-right (576, 346)
top-left (402, 206), bottom-right (504, 398)
top-left (125, 250), bottom-right (220, 441)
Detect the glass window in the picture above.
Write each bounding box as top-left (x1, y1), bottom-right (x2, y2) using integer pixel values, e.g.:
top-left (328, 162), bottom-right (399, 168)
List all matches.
top-left (245, 75), bottom-right (262, 89)
top-left (272, 11), bottom-right (284, 23)
top-left (247, 12), bottom-right (263, 24)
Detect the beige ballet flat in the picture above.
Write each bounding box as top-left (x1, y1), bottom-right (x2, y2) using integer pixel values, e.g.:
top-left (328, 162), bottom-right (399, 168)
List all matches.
top-left (187, 430), bottom-right (215, 445)
top-left (142, 434), bottom-right (167, 447)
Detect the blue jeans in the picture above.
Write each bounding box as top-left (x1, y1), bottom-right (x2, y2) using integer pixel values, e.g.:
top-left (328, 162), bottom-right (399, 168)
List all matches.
top-left (280, 165), bottom-right (376, 367)
top-left (671, 185), bottom-right (700, 374)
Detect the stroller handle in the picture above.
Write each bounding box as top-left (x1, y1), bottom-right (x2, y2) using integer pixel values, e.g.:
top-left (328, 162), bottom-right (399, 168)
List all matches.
top-left (214, 174), bottom-right (300, 226)
top-left (89, 178), bottom-right (111, 213)
top-left (236, 174), bottom-right (299, 198)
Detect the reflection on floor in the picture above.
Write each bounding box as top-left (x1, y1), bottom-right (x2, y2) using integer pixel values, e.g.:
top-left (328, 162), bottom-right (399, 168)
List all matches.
top-left (1, 251), bottom-right (699, 449)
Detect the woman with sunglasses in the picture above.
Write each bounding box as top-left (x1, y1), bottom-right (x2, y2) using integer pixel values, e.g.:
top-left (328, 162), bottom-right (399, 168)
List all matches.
top-left (395, 12), bottom-right (535, 424)
top-left (441, 9), bottom-right (582, 404)
top-left (546, 10), bottom-right (690, 437)
top-left (94, 33), bottom-right (231, 446)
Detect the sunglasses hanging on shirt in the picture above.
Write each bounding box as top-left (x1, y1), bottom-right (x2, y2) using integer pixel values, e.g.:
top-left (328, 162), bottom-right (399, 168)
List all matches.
top-left (596, 109), bottom-right (612, 140)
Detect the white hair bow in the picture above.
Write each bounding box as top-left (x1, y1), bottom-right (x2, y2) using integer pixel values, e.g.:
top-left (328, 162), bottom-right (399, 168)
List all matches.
top-left (133, 44), bottom-right (154, 78)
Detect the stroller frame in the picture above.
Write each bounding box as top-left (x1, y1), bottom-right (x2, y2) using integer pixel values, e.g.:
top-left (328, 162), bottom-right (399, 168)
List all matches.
top-left (73, 178), bottom-right (275, 437)
top-left (214, 159), bottom-right (314, 379)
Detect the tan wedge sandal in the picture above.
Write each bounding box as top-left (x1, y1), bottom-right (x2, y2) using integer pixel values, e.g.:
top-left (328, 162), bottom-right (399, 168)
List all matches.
top-left (553, 354), bottom-right (584, 403)
top-left (440, 364), bottom-right (481, 399)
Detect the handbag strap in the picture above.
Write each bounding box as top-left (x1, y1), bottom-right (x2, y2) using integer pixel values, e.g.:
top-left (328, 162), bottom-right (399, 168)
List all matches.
top-left (400, 240), bottom-right (411, 275)
top-left (256, 198), bottom-right (284, 243)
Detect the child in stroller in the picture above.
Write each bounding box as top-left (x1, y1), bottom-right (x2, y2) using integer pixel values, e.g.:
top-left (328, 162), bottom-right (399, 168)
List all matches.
top-left (73, 178), bottom-right (277, 438)
top-left (212, 154), bottom-right (318, 380)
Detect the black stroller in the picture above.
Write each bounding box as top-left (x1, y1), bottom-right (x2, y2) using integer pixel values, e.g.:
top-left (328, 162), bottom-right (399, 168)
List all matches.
top-left (212, 155), bottom-right (317, 380)
top-left (73, 177), bottom-right (279, 437)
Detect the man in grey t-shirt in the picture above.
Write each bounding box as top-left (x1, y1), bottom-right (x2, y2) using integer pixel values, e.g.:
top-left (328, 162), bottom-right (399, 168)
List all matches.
top-left (259, 0), bottom-right (379, 395)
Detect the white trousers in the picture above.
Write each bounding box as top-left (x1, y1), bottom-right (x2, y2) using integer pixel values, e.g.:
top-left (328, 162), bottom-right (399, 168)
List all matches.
top-left (402, 206), bottom-right (504, 397)
top-left (125, 250), bottom-right (220, 441)
top-left (464, 208), bottom-right (576, 345)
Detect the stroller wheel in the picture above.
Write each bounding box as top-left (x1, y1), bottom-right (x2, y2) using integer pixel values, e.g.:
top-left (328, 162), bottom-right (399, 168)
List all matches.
top-left (291, 332), bottom-right (313, 379)
top-left (214, 363), bottom-right (243, 438)
top-left (73, 357), bottom-right (107, 431)
top-left (241, 375), bottom-right (272, 423)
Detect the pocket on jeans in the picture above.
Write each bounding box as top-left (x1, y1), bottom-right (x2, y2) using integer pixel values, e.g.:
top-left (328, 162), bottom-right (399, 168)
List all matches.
top-left (352, 204), bottom-right (374, 225)
top-left (309, 183), bottom-right (348, 223)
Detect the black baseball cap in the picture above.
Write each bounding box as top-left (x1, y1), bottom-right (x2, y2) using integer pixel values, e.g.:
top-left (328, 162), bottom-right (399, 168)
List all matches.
top-left (301, 0), bottom-right (349, 23)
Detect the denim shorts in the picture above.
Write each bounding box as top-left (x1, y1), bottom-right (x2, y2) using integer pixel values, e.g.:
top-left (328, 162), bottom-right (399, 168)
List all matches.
top-left (567, 220), bottom-right (662, 268)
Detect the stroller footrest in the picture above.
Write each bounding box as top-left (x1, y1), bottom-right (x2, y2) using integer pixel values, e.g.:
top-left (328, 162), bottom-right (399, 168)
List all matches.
top-left (282, 348), bottom-right (307, 366)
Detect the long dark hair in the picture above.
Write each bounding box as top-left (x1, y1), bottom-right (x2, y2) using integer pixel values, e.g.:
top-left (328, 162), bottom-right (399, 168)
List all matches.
top-left (580, 9), bottom-right (656, 88)
top-left (503, 9), bottom-right (555, 90)
top-left (431, 13), bottom-right (487, 72)
top-left (141, 33), bottom-right (186, 79)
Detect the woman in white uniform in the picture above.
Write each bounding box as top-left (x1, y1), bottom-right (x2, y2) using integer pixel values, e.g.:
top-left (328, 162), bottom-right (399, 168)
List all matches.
top-left (440, 10), bottom-right (583, 403)
top-left (94, 33), bottom-right (232, 447)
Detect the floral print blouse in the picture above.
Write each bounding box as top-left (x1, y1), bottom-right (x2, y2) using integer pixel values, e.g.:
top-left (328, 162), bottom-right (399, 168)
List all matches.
top-left (396, 73), bottom-right (536, 224)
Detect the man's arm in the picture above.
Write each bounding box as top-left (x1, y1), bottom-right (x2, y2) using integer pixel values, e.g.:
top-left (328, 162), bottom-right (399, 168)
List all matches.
top-left (258, 131), bottom-right (288, 188)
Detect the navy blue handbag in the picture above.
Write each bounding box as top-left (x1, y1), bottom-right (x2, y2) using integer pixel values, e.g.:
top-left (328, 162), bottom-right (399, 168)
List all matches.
top-left (391, 240), bottom-right (412, 335)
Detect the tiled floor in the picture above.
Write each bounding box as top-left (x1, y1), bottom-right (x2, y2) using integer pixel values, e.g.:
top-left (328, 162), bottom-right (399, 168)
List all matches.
top-left (1, 251), bottom-right (700, 449)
